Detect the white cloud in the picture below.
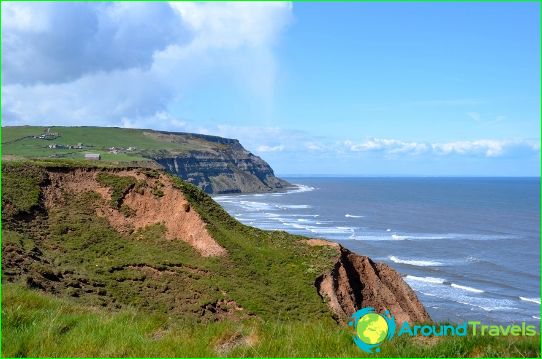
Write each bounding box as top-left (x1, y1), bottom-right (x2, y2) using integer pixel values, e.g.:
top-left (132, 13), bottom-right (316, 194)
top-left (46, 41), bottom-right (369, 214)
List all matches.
top-left (345, 138), bottom-right (428, 155)
top-left (304, 142), bottom-right (324, 151)
top-left (257, 144), bottom-right (285, 152)
top-left (2, 2), bottom-right (292, 125)
top-left (342, 138), bottom-right (539, 158)
top-left (431, 139), bottom-right (538, 157)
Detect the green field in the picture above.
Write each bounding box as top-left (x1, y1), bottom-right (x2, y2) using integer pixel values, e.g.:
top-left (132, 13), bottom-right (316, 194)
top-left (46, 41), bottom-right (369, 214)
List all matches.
top-left (2, 161), bottom-right (540, 357)
top-left (1, 126), bottom-right (228, 162)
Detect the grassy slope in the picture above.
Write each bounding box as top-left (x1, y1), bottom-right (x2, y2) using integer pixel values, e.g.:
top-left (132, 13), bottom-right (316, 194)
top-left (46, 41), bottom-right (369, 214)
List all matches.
top-left (5, 283), bottom-right (540, 358)
top-left (1, 126), bottom-right (224, 162)
top-left (2, 162), bottom-right (540, 357)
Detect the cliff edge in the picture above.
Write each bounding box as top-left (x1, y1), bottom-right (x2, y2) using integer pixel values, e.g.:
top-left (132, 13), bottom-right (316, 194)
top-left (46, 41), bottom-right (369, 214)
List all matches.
top-left (1, 126), bottom-right (291, 194)
top-left (306, 239), bottom-right (431, 325)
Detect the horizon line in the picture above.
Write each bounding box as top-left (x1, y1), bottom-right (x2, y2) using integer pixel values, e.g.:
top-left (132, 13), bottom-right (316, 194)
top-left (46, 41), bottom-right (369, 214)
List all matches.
top-left (278, 174), bottom-right (540, 178)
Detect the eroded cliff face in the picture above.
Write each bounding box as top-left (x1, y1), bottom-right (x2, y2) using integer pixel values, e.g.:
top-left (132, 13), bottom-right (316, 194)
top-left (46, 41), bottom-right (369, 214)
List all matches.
top-left (309, 240), bottom-right (432, 325)
top-left (154, 140), bottom-right (290, 194)
top-left (42, 167), bottom-right (226, 257)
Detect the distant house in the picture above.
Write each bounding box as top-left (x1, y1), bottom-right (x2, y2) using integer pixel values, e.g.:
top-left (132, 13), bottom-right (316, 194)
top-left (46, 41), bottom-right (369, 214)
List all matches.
top-left (84, 153), bottom-right (101, 160)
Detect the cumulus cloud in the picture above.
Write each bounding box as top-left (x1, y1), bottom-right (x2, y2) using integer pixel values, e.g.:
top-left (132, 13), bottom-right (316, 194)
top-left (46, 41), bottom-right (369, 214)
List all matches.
top-left (2, 1), bottom-right (292, 125)
top-left (345, 138), bottom-right (428, 155)
top-left (257, 145), bottom-right (285, 152)
top-left (343, 138), bottom-right (539, 158)
top-left (2, 2), bottom-right (185, 85)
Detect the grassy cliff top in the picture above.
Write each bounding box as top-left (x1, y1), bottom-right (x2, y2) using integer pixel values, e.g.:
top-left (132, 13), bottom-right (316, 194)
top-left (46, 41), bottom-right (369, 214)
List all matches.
top-left (2, 126), bottom-right (240, 162)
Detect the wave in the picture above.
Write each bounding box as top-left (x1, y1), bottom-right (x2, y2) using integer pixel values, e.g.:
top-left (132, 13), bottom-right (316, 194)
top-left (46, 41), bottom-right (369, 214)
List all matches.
top-left (389, 255), bottom-right (443, 267)
top-left (345, 214), bottom-right (364, 218)
top-left (405, 275), bottom-right (446, 284)
top-left (407, 277), bottom-right (515, 312)
top-left (287, 184), bottom-right (316, 194)
top-left (238, 201), bottom-right (274, 211)
top-left (278, 204), bottom-right (311, 209)
top-left (451, 283), bottom-right (484, 293)
top-left (455, 300), bottom-right (517, 312)
top-left (309, 227), bottom-right (354, 234)
top-left (533, 316), bottom-right (540, 320)
top-left (519, 296), bottom-right (541, 305)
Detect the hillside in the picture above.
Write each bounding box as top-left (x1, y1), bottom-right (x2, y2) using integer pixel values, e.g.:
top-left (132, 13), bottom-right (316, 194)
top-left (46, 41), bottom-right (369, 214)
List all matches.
top-left (2, 161), bottom-right (540, 357)
top-left (1, 126), bottom-right (290, 194)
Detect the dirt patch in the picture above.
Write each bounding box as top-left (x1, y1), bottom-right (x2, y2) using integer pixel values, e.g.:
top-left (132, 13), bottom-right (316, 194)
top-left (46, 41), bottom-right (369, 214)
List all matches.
top-left (200, 299), bottom-right (245, 321)
top-left (304, 238), bottom-right (340, 249)
top-left (42, 168), bottom-right (226, 257)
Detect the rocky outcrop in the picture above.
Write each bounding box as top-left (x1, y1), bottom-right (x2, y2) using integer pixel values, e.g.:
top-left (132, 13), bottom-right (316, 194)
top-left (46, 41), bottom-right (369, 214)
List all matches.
top-left (314, 242), bottom-right (431, 325)
top-left (154, 138), bottom-right (290, 194)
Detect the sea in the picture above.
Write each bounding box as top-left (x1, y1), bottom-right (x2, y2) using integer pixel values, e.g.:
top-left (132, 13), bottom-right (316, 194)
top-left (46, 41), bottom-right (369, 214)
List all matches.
top-left (213, 177), bottom-right (541, 325)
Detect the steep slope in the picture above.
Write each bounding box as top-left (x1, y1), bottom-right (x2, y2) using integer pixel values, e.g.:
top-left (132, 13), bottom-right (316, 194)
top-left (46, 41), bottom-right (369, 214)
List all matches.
top-left (2, 126), bottom-right (290, 194)
top-left (154, 138), bottom-right (289, 194)
top-left (2, 162), bottom-right (428, 325)
top-left (312, 243), bottom-right (431, 325)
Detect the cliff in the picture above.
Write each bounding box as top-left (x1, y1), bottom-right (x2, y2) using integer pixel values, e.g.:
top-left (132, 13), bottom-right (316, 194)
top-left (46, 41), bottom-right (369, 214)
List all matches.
top-left (1, 126), bottom-right (290, 194)
top-left (154, 139), bottom-right (290, 194)
top-left (3, 162), bottom-right (430, 327)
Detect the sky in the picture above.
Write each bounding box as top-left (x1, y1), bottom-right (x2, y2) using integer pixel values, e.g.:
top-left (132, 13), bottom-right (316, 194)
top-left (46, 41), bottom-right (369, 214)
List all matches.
top-left (2, 2), bottom-right (540, 176)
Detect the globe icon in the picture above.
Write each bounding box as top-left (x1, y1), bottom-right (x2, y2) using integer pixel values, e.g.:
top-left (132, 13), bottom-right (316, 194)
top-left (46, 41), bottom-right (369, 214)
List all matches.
top-left (356, 313), bottom-right (389, 345)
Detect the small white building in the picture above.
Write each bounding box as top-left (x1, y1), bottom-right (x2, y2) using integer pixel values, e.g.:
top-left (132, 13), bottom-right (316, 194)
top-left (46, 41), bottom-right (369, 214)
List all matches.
top-left (84, 153), bottom-right (101, 160)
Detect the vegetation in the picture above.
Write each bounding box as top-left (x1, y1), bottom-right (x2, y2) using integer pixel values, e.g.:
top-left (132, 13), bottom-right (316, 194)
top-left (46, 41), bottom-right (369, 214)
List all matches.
top-left (1, 162), bottom-right (47, 215)
top-left (2, 161), bottom-right (540, 357)
top-left (96, 173), bottom-right (137, 208)
top-left (4, 284), bottom-right (540, 358)
top-left (1, 126), bottom-right (229, 163)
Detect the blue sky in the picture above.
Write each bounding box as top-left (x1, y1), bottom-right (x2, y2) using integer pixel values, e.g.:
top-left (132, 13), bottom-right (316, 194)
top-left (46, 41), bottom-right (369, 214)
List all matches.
top-left (2, 2), bottom-right (540, 176)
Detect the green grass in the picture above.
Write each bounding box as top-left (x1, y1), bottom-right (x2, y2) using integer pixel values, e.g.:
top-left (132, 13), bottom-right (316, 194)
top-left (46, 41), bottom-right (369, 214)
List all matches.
top-left (96, 173), bottom-right (137, 207)
top-left (1, 126), bottom-right (228, 162)
top-left (1, 162), bottom-right (48, 215)
top-left (3, 284), bottom-right (540, 358)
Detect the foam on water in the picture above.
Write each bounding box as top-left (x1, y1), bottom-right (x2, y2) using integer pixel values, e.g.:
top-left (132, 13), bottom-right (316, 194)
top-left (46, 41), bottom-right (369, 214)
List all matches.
top-left (345, 214), bottom-right (364, 218)
top-left (389, 255), bottom-right (443, 267)
top-left (405, 276), bottom-right (516, 312)
top-left (278, 204), bottom-right (311, 209)
top-left (451, 283), bottom-right (485, 293)
top-left (519, 297), bottom-right (541, 305)
top-left (287, 184), bottom-right (316, 194)
top-left (405, 275), bottom-right (446, 284)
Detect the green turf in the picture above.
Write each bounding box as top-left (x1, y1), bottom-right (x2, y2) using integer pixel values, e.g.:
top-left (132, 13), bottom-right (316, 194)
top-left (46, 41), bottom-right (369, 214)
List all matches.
top-left (1, 126), bottom-right (227, 162)
top-left (3, 283), bottom-right (540, 358)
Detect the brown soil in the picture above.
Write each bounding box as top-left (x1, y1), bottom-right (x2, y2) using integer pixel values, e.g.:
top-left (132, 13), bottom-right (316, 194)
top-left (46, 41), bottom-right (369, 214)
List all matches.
top-left (311, 240), bottom-right (432, 325)
top-left (42, 168), bottom-right (226, 257)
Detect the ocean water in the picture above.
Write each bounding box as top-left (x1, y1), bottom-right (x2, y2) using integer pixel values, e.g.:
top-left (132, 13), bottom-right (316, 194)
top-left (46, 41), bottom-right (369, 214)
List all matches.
top-left (214, 177), bottom-right (541, 325)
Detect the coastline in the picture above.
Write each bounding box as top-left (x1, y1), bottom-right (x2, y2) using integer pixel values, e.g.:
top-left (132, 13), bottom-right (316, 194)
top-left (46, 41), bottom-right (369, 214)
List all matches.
top-left (214, 178), bottom-right (541, 325)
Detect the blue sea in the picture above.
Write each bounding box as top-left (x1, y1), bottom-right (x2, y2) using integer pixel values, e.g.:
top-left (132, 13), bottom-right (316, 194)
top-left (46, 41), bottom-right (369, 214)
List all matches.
top-left (214, 177), bottom-right (541, 325)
